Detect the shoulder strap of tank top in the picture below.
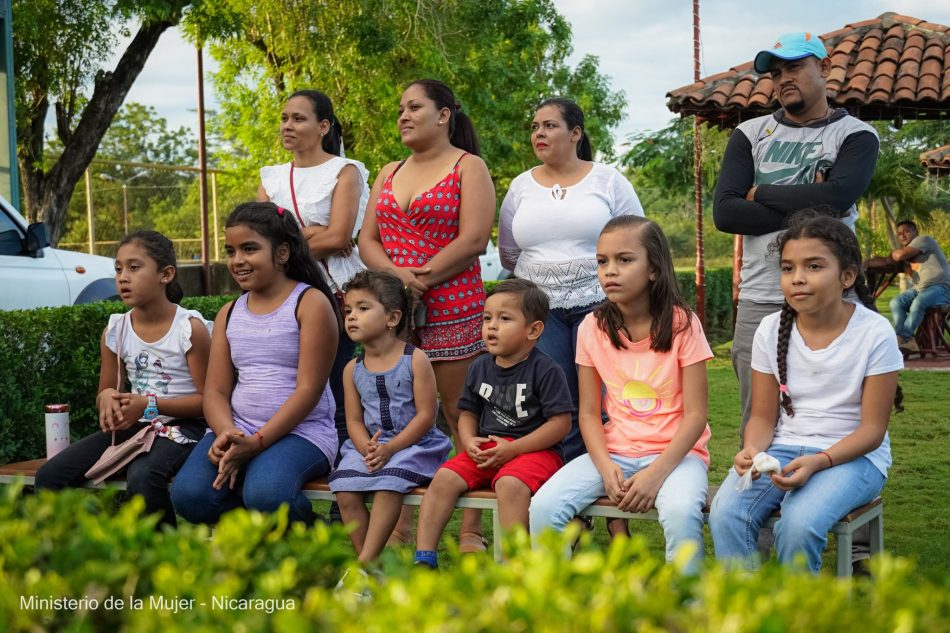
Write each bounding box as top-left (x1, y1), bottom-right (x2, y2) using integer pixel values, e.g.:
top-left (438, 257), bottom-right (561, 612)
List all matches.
top-left (403, 342), bottom-right (414, 356)
top-left (452, 152), bottom-right (468, 170)
top-left (224, 292), bottom-right (246, 329)
top-left (294, 285), bottom-right (312, 325)
top-left (387, 159), bottom-right (408, 181)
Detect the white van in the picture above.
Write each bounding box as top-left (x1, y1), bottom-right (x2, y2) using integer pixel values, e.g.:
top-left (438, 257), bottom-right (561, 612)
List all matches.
top-left (0, 196), bottom-right (118, 310)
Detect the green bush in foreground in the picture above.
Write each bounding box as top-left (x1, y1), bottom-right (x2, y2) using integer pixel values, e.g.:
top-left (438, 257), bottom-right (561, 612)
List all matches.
top-left (2, 485), bottom-right (948, 632)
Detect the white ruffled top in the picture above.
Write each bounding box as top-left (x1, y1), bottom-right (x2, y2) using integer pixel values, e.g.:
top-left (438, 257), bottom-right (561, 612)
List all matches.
top-left (260, 157), bottom-right (370, 291)
top-left (105, 306), bottom-right (213, 424)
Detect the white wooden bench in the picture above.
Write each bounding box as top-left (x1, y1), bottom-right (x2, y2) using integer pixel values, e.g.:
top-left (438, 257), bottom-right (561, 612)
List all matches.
top-left (0, 458), bottom-right (882, 576)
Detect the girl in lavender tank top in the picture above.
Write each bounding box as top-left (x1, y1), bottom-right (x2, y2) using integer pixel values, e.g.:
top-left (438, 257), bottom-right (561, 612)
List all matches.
top-left (329, 270), bottom-right (451, 563)
top-left (171, 202), bottom-right (340, 525)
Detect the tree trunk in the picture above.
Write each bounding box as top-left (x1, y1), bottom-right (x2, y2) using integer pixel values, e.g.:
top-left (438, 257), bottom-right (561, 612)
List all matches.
top-left (18, 16), bottom-right (180, 245)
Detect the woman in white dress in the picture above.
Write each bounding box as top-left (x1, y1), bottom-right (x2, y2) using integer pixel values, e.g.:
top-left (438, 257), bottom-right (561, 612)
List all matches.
top-left (257, 89), bottom-right (370, 465)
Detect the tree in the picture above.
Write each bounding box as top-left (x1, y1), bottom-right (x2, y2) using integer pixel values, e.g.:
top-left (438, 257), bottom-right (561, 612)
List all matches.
top-left (621, 117), bottom-right (733, 264)
top-left (13, 0), bottom-right (193, 244)
top-left (57, 103), bottom-right (199, 251)
top-left (184, 0), bottom-right (625, 196)
top-left (861, 120), bottom-right (949, 252)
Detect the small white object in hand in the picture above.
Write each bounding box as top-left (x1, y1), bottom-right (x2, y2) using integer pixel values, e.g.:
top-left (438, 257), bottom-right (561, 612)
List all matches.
top-left (735, 452), bottom-right (782, 491)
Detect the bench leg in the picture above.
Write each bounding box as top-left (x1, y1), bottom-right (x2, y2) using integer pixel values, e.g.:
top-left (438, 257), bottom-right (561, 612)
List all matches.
top-left (492, 509), bottom-right (502, 562)
top-left (836, 529), bottom-right (853, 578)
top-left (869, 512), bottom-right (884, 556)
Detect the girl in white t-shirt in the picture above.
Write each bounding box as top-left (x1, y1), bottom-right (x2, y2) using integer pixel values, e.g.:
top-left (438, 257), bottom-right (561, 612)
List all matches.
top-left (498, 98), bottom-right (643, 473)
top-left (710, 211), bottom-right (904, 573)
top-left (35, 231), bottom-right (212, 526)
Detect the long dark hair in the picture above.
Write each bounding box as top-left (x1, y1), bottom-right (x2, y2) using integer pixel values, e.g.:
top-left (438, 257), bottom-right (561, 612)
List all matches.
top-left (343, 269), bottom-right (411, 337)
top-left (773, 207), bottom-right (903, 415)
top-left (118, 230), bottom-right (183, 304)
top-left (408, 79), bottom-right (481, 156)
top-left (594, 215), bottom-right (693, 352)
top-left (288, 89), bottom-right (344, 156)
top-left (225, 201), bottom-right (339, 321)
top-left (536, 97), bottom-right (592, 161)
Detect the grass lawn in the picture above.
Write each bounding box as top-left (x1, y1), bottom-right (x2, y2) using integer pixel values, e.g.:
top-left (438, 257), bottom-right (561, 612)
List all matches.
top-left (328, 354), bottom-right (950, 583)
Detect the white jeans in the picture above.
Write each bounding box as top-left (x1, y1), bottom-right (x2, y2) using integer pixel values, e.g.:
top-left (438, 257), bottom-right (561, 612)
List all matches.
top-left (529, 452), bottom-right (708, 574)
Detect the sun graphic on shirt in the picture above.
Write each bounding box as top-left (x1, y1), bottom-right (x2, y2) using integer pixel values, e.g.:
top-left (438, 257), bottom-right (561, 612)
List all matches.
top-left (603, 360), bottom-right (675, 420)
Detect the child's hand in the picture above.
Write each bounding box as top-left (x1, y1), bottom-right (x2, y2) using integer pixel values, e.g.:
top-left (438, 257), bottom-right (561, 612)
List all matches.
top-left (364, 440), bottom-right (394, 472)
top-left (618, 465), bottom-right (665, 514)
top-left (476, 436), bottom-right (518, 470)
top-left (732, 448), bottom-right (756, 478)
top-left (464, 436), bottom-right (490, 464)
top-left (770, 454), bottom-right (824, 491)
top-left (602, 462), bottom-right (627, 505)
top-left (97, 389), bottom-right (121, 432)
top-left (113, 393), bottom-right (146, 430)
top-left (208, 430), bottom-right (235, 466)
top-left (213, 430), bottom-right (259, 490)
top-left (359, 430), bottom-right (382, 457)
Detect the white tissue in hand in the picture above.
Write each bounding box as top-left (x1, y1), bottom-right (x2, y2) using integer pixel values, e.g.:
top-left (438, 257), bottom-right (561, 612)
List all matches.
top-left (752, 452), bottom-right (781, 474)
top-left (735, 452), bottom-right (781, 491)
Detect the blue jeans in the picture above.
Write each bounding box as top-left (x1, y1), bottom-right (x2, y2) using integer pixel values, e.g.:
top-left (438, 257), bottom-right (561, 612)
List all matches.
top-left (529, 452), bottom-right (709, 574)
top-left (170, 431), bottom-right (330, 525)
top-left (536, 301), bottom-right (599, 463)
top-left (710, 445), bottom-right (885, 573)
top-left (889, 284), bottom-right (950, 340)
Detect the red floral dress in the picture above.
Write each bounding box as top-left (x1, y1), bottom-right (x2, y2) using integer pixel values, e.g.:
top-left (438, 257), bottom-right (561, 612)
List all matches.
top-left (375, 153), bottom-right (486, 360)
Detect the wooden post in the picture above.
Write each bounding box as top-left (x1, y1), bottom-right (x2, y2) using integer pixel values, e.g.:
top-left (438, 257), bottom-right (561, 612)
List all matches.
top-left (196, 45), bottom-right (211, 293)
top-left (211, 171), bottom-right (219, 261)
top-left (692, 0), bottom-right (705, 326)
top-left (84, 169), bottom-right (95, 254)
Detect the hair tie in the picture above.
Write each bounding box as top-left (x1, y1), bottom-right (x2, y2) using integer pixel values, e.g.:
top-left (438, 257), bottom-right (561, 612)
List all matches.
top-left (276, 206), bottom-right (286, 216)
top-left (778, 384), bottom-right (789, 394)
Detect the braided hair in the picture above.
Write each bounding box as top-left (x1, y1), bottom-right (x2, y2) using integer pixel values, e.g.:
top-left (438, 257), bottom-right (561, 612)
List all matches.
top-left (773, 207), bottom-right (903, 416)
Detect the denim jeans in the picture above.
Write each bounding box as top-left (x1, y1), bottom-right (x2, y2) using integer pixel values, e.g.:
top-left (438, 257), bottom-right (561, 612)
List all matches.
top-left (529, 452), bottom-right (709, 574)
top-left (889, 284), bottom-right (950, 340)
top-left (535, 301), bottom-right (599, 463)
top-left (35, 419), bottom-right (205, 526)
top-left (710, 444), bottom-right (885, 573)
top-left (170, 431), bottom-right (330, 525)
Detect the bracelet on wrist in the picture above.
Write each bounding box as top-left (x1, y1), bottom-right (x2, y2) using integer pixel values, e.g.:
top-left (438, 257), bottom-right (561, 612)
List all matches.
top-left (254, 430), bottom-right (266, 450)
top-left (817, 451), bottom-right (833, 468)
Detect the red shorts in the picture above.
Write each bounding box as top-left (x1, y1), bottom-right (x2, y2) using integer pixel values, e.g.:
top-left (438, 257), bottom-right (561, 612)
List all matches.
top-left (439, 438), bottom-right (563, 494)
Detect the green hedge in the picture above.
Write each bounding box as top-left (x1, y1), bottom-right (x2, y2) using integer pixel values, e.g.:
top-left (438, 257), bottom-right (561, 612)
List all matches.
top-left (2, 486), bottom-right (948, 632)
top-left (0, 272), bottom-right (734, 464)
top-left (0, 296), bottom-right (233, 464)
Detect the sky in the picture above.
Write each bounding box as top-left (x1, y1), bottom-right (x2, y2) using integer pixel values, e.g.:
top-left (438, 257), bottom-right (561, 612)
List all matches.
top-left (116, 0), bottom-right (950, 153)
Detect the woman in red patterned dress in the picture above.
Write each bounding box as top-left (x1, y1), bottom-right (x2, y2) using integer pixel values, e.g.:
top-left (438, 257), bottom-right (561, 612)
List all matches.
top-left (359, 79), bottom-right (495, 550)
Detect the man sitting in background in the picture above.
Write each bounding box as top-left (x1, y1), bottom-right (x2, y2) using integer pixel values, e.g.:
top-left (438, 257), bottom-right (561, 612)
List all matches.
top-left (889, 220), bottom-right (950, 353)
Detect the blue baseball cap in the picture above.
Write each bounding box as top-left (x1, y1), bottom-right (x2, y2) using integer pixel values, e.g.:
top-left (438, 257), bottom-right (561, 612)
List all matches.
top-left (754, 32), bottom-right (828, 73)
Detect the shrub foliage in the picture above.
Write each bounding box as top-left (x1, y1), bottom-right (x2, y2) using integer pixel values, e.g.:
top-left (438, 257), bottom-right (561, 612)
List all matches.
top-left (1, 485), bottom-right (948, 632)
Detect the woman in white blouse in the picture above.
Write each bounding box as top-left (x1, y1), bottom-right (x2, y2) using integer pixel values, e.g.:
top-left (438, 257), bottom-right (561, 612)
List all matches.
top-left (498, 97), bottom-right (644, 465)
top-left (257, 89), bottom-right (370, 463)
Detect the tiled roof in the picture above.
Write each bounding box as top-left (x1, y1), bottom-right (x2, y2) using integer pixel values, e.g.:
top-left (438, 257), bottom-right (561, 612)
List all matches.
top-left (667, 13), bottom-right (950, 128)
top-left (920, 145), bottom-right (950, 174)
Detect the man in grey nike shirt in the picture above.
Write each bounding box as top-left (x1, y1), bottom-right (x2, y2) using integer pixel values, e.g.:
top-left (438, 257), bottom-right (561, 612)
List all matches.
top-left (713, 31), bottom-right (879, 440)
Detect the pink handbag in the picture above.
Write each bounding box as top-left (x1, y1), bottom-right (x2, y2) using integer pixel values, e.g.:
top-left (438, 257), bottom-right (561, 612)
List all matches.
top-left (85, 314), bottom-right (157, 484)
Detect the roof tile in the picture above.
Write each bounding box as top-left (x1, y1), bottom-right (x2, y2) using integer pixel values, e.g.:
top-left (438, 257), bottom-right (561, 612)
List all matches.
top-left (920, 145), bottom-right (950, 174)
top-left (667, 12), bottom-right (950, 127)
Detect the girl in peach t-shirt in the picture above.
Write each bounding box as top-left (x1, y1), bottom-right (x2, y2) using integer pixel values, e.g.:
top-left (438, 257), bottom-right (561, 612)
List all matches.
top-left (529, 216), bottom-right (712, 574)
